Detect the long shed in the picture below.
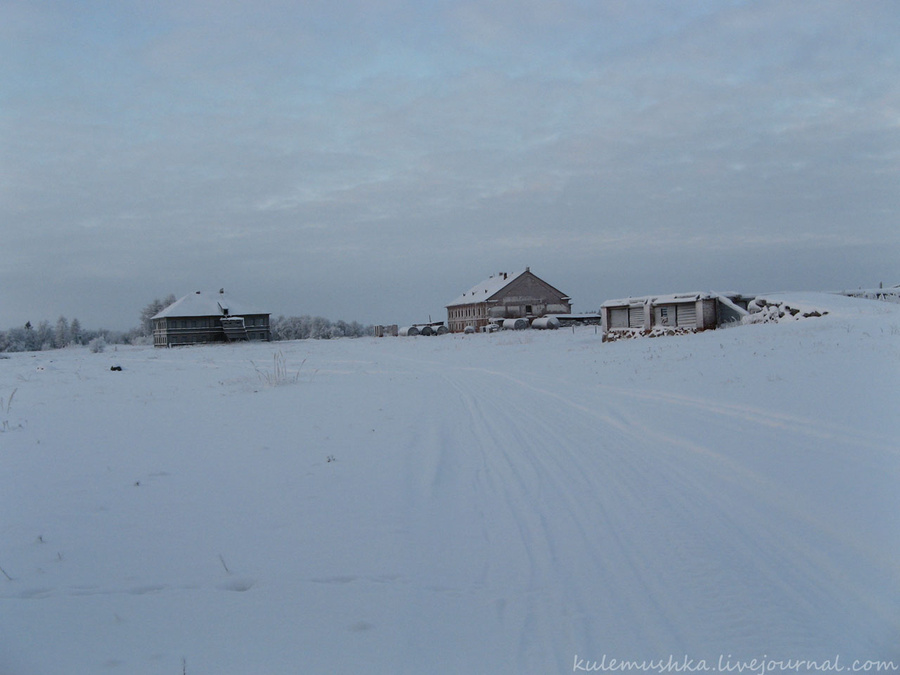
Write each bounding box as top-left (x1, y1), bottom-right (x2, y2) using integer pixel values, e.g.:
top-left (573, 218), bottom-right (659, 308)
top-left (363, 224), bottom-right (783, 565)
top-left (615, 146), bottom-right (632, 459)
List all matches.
top-left (600, 292), bottom-right (752, 341)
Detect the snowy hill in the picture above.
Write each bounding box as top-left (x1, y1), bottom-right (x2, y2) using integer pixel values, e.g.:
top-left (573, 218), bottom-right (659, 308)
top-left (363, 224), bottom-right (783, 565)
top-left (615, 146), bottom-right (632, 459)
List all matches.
top-left (1, 293), bottom-right (898, 674)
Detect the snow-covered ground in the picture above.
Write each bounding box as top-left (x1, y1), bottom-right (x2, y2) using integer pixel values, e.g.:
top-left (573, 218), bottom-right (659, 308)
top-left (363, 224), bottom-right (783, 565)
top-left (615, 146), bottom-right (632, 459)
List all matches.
top-left (1, 293), bottom-right (898, 675)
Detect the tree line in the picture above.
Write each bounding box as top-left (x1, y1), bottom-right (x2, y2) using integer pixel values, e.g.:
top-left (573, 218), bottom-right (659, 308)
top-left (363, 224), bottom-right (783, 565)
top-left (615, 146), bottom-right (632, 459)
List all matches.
top-left (0, 296), bottom-right (373, 353)
top-left (270, 315), bottom-right (371, 340)
top-left (0, 317), bottom-right (124, 353)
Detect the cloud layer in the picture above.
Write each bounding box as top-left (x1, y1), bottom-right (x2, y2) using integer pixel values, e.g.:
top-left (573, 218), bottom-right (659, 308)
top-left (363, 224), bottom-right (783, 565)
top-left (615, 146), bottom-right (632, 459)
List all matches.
top-left (2, 0), bottom-right (898, 329)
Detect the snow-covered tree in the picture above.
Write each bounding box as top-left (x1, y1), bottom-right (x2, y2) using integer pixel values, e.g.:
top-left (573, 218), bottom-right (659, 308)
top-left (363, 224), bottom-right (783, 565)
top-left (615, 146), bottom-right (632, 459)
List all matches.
top-left (37, 320), bottom-right (53, 351)
top-left (69, 318), bottom-right (82, 345)
top-left (309, 316), bottom-right (331, 339)
top-left (269, 314), bottom-right (373, 342)
top-left (54, 316), bottom-right (70, 348)
top-left (139, 294), bottom-right (176, 336)
top-left (5, 325), bottom-right (35, 352)
top-left (89, 336), bottom-right (106, 353)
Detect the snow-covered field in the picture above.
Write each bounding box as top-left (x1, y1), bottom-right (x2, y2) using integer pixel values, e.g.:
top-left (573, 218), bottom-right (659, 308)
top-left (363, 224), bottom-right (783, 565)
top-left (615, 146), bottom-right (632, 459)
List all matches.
top-left (2, 293), bottom-right (898, 675)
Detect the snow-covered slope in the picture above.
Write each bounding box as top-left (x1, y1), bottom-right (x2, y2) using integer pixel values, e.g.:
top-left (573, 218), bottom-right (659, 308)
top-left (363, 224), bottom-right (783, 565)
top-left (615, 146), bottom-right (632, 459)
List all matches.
top-left (1, 293), bottom-right (898, 674)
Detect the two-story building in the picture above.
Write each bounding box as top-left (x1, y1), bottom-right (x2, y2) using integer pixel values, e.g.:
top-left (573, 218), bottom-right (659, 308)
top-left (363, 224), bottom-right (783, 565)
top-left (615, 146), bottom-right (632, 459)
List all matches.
top-left (446, 268), bottom-right (571, 333)
top-left (152, 290), bottom-right (271, 347)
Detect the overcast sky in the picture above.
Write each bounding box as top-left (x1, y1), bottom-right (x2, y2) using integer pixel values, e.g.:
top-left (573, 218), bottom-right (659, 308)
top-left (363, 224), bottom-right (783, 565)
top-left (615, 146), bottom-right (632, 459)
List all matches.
top-left (2, 0), bottom-right (898, 330)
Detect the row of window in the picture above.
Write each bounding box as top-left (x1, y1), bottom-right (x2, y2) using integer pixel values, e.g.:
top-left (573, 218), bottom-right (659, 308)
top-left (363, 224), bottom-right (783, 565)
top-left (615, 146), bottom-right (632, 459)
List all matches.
top-left (449, 306), bottom-right (485, 319)
top-left (449, 305), bottom-right (537, 320)
top-left (156, 317), bottom-right (270, 330)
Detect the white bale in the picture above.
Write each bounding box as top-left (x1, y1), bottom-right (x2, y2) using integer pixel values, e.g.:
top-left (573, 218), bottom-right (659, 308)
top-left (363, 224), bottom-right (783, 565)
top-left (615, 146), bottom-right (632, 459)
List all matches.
top-left (531, 316), bottom-right (560, 330)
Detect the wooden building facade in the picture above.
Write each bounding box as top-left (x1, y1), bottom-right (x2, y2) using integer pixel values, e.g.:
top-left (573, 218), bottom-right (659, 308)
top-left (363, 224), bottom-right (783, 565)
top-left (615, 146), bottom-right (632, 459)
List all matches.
top-left (152, 290), bottom-right (271, 347)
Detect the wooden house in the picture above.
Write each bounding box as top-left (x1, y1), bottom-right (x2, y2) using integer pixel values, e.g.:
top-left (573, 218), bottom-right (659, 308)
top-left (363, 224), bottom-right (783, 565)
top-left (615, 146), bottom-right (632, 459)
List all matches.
top-left (151, 290), bottom-right (271, 347)
top-left (446, 268), bottom-right (572, 333)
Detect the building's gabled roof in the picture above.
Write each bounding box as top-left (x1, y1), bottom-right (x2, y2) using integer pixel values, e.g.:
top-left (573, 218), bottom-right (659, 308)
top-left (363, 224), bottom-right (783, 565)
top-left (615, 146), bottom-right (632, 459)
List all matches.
top-left (152, 290), bottom-right (268, 319)
top-left (447, 270), bottom-right (529, 307)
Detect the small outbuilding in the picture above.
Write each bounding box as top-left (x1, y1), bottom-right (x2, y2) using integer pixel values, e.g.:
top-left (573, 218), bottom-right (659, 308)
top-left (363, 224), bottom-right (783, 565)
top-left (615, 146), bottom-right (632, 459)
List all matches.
top-left (600, 292), bottom-right (752, 341)
top-left (446, 267), bottom-right (572, 333)
top-left (151, 290), bottom-right (271, 347)
top-left (374, 325), bottom-right (399, 337)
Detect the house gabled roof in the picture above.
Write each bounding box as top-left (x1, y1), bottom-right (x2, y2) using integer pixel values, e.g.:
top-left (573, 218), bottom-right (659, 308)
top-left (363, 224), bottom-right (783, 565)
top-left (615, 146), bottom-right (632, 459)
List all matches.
top-left (447, 270), bottom-right (529, 307)
top-left (152, 290), bottom-right (268, 319)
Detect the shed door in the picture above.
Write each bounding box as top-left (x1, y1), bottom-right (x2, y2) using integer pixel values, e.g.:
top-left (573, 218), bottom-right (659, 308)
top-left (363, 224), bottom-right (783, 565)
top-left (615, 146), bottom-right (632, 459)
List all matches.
top-left (676, 302), bottom-right (697, 327)
top-left (655, 305), bottom-right (676, 326)
top-left (628, 306), bottom-right (644, 328)
top-left (609, 308), bottom-right (628, 329)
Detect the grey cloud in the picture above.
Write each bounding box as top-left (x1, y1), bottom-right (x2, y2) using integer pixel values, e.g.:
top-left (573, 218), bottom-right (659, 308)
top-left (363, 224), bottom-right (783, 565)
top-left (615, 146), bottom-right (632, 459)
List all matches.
top-left (1, 0), bottom-right (897, 330)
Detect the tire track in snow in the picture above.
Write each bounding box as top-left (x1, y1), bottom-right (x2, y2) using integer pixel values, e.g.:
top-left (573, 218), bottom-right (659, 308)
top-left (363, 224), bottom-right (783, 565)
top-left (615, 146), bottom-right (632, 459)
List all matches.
top-left (581, 384), bottom-right (900, 626)
top-left (435, 366), bottom-right (705, 664)
top-left (452, 364), bottom-right (899, 572)
top-left (597, 383), bottom-right (898, 456)
top-left (453, 363), bottom-right (896, 456)
top-left (428, 360), bottom-right (900, 657)
top-left (431, 373), bottom-right (564, 667)
top-left (448, 371), bottom-right (788, 655)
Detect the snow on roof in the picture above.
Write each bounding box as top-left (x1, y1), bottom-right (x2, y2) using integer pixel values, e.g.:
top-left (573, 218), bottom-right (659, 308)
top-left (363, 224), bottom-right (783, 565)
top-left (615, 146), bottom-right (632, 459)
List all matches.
top-left (600, 291), bottom-right (724, 308)
top-left (152, 290), bottom-right (268, 319)
top-left (716, 294), bottom-right (750, 317)
top-left (447, 270), bottom-right (528, 307)
top-left (601, 290), bottom-right (897, 318)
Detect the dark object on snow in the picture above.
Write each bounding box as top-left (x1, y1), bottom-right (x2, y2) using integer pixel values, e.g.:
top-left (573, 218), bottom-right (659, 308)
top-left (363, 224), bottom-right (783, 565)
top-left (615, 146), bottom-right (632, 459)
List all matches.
top-left (110, 365), bottom-right (123, 371)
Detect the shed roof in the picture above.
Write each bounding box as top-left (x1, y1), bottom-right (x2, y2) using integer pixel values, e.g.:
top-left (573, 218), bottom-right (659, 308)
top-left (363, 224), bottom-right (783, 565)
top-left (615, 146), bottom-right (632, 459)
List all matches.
top-left (152, 290), bottom-right (268, 319)
top-left (447, 270), bottom-right (528, 307)
top-left (600, 292), bottom-right (745, 308)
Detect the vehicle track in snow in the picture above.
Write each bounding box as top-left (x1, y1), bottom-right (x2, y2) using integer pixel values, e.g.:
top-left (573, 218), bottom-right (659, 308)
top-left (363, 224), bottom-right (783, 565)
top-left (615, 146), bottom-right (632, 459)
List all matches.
top-left (392, 353), bottom-right (900, 666)
top-left (432, 367), bottom-right (667, 669)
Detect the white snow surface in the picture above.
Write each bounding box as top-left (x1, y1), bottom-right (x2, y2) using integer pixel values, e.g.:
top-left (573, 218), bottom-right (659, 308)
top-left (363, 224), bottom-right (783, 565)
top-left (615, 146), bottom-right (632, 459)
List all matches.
top-left (1, 293), bottom-right (899, 674)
